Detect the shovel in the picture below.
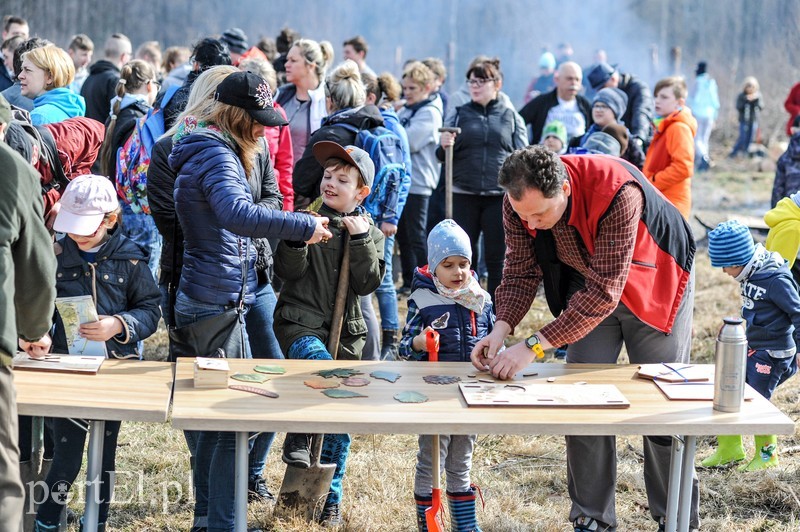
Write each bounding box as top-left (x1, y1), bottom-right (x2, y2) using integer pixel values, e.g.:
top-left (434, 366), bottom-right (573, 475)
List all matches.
top-left (438, 126), bottom-right (461, 220)
top-left (424, 329), bottom-right (445, 532)
top-left (276, 233), bottom-right (351, 522)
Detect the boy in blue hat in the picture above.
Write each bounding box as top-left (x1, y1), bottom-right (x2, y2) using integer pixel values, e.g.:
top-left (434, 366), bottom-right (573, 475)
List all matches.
top-left (400, 219), bottom-right (494, 531)
top-left (705, 220), bottom-right (800, 470)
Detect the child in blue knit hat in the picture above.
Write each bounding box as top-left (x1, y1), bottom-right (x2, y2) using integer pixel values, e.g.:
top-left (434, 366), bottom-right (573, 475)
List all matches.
top-left (705, 220), bottom-right (800, 471)
top-left (399, 219), bottom-right (494, 531)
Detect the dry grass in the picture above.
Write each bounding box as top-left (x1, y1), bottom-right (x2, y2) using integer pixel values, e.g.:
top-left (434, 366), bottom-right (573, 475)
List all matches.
top-left (60, 163), bottom-right (800, 531)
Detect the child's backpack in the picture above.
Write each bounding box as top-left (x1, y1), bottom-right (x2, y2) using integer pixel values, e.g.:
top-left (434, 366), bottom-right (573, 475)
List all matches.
top-left (115, 86), bottom-right (179, 215)
top-left (333, 122), bottom-right (410, 224)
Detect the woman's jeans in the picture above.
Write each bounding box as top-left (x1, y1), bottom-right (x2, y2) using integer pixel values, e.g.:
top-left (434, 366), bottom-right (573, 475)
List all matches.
top-left (245, 282), bottom-right (281, 483)
top-left (731, 121), bottom-right (757, 156)
top-left (174, 290), bottom-right (252, 531)
top-left (119, 205), bottom-right (163, 281)
top-left (287, 336), bottom-right (351, 506)
top-left (362, 233), bottom-right (400, 360)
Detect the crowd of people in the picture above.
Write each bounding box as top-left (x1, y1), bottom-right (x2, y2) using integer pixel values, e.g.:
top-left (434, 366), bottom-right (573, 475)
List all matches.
top-left (1, 14), bottom-right (800, 532)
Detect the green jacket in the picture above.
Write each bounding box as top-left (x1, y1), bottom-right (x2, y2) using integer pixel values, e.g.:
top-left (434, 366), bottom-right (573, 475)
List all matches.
top-left (0, 143), bottom-right (56, 365)
top-left (274, 204), bottom-right (385, 360)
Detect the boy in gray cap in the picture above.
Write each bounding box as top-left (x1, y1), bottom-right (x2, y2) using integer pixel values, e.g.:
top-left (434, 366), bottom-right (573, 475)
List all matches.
top-left (273, 140), bottom-right (384, 526)
top-left (400, 219), bottom-right (494, 532)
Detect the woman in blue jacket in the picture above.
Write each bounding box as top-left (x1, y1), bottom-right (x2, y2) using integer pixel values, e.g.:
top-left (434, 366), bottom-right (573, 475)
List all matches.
top-left (18, 44), bottom-right (85, 125)
top-left (169, 71), bottom-right (330, 531)
top-left (437, 57), bottom-right (527, 300)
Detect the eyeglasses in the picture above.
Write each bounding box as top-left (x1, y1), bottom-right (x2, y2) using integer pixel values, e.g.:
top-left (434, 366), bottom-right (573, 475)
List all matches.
top-left (467, 78), bottom-right (495, 87)
top-left (593, 102), bottom-right (611, 110)
top-left (149, 79), bottom-right (161, 89)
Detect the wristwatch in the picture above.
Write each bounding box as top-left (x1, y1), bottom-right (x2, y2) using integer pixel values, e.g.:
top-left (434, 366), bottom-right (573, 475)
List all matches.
top-left (524, 333), bottom-right (545, 359)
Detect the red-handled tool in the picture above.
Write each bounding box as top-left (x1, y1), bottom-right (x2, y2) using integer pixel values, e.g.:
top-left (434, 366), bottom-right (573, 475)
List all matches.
top-left (424, 329), bottom-right (444, 532)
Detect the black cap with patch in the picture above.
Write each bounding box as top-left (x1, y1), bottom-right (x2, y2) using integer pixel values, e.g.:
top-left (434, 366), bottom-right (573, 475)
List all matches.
top-left (215, 71), bottom-right (288, 127)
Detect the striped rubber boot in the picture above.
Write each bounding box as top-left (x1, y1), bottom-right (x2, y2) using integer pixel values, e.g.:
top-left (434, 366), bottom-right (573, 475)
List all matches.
top-left (447, 486), bottom-right (483, 532)
top-left (415, 493), bottom-right (432, 532)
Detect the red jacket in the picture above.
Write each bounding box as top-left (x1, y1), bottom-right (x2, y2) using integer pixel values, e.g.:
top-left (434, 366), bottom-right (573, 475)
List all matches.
top-left (642, 107), bottom-right (697, 219)
top-left (784, 83), bottom-right (800, 137)
top-left (523, 156), bottom-right (695, 334)
top-left (263, 103), bottom-right (294, 211)
top-left (38, 117), bottom-right (105, 219)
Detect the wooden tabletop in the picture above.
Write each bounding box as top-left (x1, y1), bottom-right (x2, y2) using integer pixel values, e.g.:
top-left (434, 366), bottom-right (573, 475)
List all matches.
top-left (14, 359), bottom-right (174, 423)
top-left (171, 360), bottom-right (796, 436)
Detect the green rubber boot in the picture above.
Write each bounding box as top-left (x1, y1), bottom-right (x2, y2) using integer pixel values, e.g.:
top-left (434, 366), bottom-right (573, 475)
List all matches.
top-left (700, 435), bottom-right (746, 467)
top-left (740, 435), bottom-right (778, 472)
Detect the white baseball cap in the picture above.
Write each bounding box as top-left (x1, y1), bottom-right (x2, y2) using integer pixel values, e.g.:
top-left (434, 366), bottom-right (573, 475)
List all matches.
top-left (53, 174), bottom-right (119, 236)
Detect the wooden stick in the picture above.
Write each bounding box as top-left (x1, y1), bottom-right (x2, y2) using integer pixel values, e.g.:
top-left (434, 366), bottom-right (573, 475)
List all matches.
top-left (327, 232), bottom-right (351, 359)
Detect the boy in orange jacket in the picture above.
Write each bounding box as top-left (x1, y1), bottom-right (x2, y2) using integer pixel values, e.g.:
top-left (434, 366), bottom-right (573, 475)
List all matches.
top-left (643, 76), bottom-right (697, 219)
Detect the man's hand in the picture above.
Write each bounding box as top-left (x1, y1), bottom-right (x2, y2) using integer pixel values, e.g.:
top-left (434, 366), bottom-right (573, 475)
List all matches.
top-left (341, 215), bottom-right (370, 236)
top-left (470, 321), bottom-right (511, 370)
top-left (380, 222), bottom-right (397, 237)
top-left (484, 341), bottom-right (535, 380)
top-left (306, 216), bottom-right (333, 244)
top-left (78, 316), bottom-right (123, 342)
top-left (19, 334), bottom-right (52, 359)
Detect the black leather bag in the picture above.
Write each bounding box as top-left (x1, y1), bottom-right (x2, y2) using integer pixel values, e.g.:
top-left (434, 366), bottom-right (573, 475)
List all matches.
top-left (167, 233), bottom-right (249, 362)
top-left (168, 306), bottom-right (246, 360)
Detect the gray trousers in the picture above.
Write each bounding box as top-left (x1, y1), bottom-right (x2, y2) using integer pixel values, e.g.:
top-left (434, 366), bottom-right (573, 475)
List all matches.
top-left (415, 434), bottom-right (477, 495)
top-left (360, 295), bottom-right (380, 361)
top-left (0, 366), bottom-right (24, 531)
top-left (564, 274), bottom-right (699, 530)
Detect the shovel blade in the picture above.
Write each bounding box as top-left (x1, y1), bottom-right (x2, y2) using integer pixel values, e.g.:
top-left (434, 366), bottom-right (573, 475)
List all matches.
top-left (275, 462), bottom-right (336, 522)
top-left (425, 488), bottom-right (444, 532)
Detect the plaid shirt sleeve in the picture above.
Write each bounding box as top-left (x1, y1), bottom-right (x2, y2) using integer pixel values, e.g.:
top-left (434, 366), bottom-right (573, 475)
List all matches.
top-left (494, 195), bottom-right (543, 331)
top-left (539, 184), bottom-right (644, 346)
top-left (399, 296), bottom-right (427, 361)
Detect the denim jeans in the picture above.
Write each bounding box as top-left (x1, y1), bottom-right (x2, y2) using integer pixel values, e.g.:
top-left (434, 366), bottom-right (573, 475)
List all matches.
top-left (246, 282), bottom-right (281, 481)
top-left (119, 205), bottom-right (163, 281)
top-left (287, 336), bottom-right (351, 506)
top-left (374, 233), bottom-right (399, 331)
top-left (174, 290), bottom-right (251, 531)
top-left (731, 121), bottom-right (757, 156)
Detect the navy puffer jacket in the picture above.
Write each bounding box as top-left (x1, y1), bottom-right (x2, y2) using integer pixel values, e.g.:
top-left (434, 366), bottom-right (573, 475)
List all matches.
top-left (170, 129), bottom-right (317, 305)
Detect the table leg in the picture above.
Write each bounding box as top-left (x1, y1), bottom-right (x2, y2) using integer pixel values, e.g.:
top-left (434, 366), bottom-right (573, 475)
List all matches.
top-left (677, 436), bottom-right (697, 532)
top-left (83, 420), bottom-right (105, 532)
top-left (32, 416), bottom-right (44, 459)
top-left (234, 431), bottom-right (248, 532)
top-left (664, 436), bottom-right (684, 532)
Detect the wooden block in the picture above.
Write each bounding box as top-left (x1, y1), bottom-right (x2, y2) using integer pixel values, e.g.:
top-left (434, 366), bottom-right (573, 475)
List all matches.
top-left (194, 357), bottom-right (229, 389)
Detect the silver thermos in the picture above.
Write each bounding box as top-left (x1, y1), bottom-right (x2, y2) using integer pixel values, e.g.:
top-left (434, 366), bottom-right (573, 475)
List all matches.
top-left (713, 317), bottom-right (748, 412)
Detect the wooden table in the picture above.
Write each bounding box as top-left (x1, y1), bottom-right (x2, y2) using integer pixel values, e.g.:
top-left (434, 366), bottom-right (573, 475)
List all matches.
top-left (14, 360), bottom-right (174, 532)
top-left (171, 359), bottom-right (795, 532)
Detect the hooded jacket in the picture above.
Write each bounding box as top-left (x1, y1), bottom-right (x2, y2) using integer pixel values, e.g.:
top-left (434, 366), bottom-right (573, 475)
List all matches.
top-left (169, 128), bottom-right (316, 305)
top-left (736, 245), bottom-right (800, 351)
top-left (398, 94), bottom-right (443, 195)
top-left (52, 229), bottom-right (161, 358)
top-left (642, 106), bottom-right (697, 219)
top-left (771, 133), bottom-right (800, 208)
top-left (273, 202), bottom-right (385, 360)
top-left (80, 60), bottom-right (120, 123)
top-left (263, 102), bottom-right (294, 211)
top-left (31, 88), bottom-right (86, 126)
top-left (765, 194), bottom-right (800, 268)
top-left (402, 266), bottom-right (494, 362)
top-left (292, 105), bottom-right (384, 200)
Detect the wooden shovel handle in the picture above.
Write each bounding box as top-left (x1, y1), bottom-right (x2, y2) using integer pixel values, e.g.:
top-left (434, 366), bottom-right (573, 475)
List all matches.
top-left (326, 232), bottom-right (351, 359)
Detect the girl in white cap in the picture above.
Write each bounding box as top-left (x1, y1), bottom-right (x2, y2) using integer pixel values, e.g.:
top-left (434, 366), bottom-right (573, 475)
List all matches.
top-left (34, 173), bottom-right (161, 531)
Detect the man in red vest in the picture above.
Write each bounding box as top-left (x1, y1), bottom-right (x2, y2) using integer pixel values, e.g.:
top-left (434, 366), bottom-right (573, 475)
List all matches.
top-left (471, 145), bottom-right (698, 532)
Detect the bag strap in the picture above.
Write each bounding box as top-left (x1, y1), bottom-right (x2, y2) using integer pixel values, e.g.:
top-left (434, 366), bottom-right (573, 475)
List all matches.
top-left (237, 238), bottom-right (250, 310)
top-left (36, 125), bottom-right (70, 190)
